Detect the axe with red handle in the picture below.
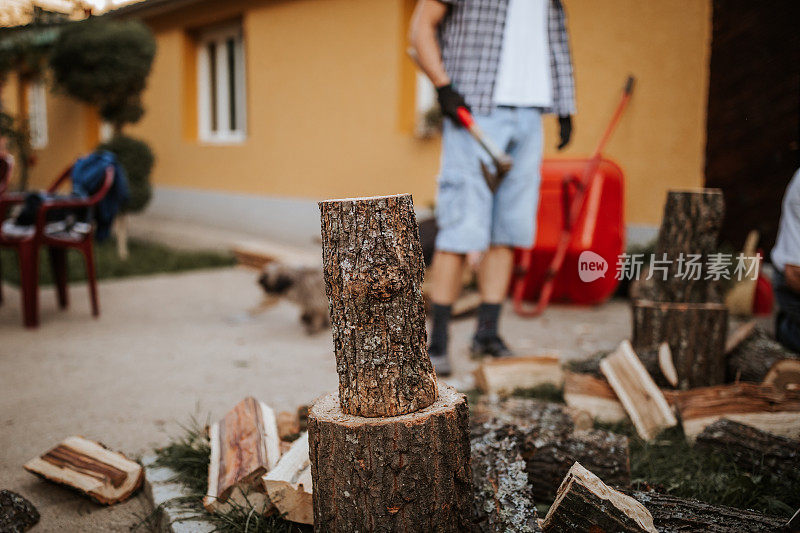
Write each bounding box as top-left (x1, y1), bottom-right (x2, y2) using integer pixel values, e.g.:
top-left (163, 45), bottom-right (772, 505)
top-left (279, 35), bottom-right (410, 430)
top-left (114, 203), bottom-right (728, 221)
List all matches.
top-left (455, 106), bottom-right (514, 192)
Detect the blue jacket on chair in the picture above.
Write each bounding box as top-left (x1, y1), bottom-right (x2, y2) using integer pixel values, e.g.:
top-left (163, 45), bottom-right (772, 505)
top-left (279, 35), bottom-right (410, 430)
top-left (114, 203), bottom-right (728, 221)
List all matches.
top-left (71, 151), bottom-right (130, 241)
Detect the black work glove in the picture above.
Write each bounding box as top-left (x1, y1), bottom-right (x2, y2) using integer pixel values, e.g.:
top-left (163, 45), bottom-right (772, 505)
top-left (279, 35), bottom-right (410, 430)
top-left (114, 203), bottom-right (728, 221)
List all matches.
top-left (557, 115), bottom-right (573, 150)
top-left (436, 84), bottom-right (469, 126)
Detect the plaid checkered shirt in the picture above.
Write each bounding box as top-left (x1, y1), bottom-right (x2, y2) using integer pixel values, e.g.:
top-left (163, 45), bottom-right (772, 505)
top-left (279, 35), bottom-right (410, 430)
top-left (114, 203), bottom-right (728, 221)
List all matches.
top-left (438, 0), bottom-right (576, 116)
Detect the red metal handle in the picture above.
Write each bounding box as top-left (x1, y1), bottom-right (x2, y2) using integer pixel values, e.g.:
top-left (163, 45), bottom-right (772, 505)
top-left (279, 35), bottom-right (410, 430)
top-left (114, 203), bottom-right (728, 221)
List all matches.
top-left (456, 106), bottom-right (474, 129)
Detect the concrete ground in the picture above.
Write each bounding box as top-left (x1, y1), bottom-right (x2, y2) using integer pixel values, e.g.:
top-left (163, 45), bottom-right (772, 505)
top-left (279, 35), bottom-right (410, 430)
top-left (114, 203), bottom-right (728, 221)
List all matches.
top-left (0, 266), bottom-right (632, 532)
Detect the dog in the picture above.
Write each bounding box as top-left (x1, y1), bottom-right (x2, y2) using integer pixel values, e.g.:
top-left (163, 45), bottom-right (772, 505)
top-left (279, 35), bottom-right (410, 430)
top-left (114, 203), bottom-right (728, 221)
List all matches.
top-left (256, 262), bottom-right (330, 335)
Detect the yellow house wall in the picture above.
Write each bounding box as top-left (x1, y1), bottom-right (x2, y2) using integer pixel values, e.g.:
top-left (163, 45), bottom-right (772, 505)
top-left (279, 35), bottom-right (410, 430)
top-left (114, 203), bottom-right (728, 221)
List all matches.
top-left (17, 0), bottom-right (711, 228)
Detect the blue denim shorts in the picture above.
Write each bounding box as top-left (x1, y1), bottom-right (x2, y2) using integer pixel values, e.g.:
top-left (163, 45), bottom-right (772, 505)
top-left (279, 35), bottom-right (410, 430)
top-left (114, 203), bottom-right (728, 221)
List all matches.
top-left (435, 107), bottom-right (543, 253)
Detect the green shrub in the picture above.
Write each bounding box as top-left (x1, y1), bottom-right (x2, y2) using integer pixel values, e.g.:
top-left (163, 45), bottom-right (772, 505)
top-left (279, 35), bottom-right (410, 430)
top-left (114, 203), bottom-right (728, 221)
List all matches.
top-left (99, 134), bottom-right (154, 212)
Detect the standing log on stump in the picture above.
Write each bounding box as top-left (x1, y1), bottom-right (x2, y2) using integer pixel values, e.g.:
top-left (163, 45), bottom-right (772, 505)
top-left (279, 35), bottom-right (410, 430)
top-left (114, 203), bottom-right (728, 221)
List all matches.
top-left (541, 462), bottom-right (656, 533)
top-left (471, 423), bottom-right (539, 533)
top-left (651, 189), bottom-right (725, 303)
top-left (629, 490), bottom-right (786, 533)
top-left (310, 194), bottom-right (472, 532)
top-left (309, 384), bottom-right (472, 532)
top-left (319, 194), bottom-right (437, 418)
top-left (632, 300), bottom-right (728, 389)
top-left (726, 325), bottom-right (800, 384)
top-left (694, 418), bottom-right (800, 484)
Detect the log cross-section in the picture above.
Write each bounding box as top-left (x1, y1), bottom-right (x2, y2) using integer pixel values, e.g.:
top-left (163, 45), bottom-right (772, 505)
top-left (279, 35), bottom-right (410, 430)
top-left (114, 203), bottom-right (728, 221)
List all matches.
top-left (319, 194), bottom-right (437, 417)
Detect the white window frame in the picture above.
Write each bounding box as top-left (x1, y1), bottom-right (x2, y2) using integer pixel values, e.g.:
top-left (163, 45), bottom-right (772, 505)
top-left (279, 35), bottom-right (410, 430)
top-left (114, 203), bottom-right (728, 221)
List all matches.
top-left (197, 23), bottom-right (247, 144)
top-left (414, 72), bottom-right (438, 138)
top-left (27, 80), bottom-right (48, 149)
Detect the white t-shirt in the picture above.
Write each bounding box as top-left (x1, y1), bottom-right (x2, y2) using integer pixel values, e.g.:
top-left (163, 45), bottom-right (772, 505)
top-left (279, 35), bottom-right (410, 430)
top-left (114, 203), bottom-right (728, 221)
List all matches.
top-left (493, 0), bottom-right (552, 108)
top-left (772, 168), bottom-right (800, 272)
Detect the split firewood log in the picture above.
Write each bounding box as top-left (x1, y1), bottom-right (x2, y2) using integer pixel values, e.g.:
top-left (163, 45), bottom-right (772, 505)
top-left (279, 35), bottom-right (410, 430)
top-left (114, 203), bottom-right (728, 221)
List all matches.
top-left (470, 423), bottom-right (539, 533)
top-left (474, 355), bottom-right (564, 394)
top-left (569, 347), bottom-right (676, 389)
top-left (629, 490), bottom-right (786, 532)
top-left (764, 359), bottom-right (800, 391)
top-left (276, 410), bottom-right (301, 442)
top-left (600, 341), bottom-right (677, 440)
top-left (24, 436), bottom-right (142, 505)
top-left (204, 397), bottom-right (281, 513)
top-left (262, 432), bottom-right (312, 525)
top-left (563, 371), bottom-right (629, 424)
top-left (672, 383), bottom-right (800, 441)
top-left (471, 396), bottom-right (591, 434)
top-left (694, 418), bottom-right (800, 483)
top-left (726, 324), bottom-right (800, 384)
top-left (522, 429), bottom-right (631, 503)
top-left (541, 462), bottom-right (657, 533)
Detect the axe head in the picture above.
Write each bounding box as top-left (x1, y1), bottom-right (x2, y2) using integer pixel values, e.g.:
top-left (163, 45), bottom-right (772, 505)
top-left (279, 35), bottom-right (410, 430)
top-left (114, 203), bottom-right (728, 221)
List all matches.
top-left (480, 155), bottom-right (513, 193)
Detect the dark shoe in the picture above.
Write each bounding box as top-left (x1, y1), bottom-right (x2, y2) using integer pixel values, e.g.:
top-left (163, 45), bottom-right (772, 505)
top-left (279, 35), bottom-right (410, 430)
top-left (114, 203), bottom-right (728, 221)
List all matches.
top-left (429, 343), bottom-right (452, 376)
top-left (471, 335), bottom-right (513, 358)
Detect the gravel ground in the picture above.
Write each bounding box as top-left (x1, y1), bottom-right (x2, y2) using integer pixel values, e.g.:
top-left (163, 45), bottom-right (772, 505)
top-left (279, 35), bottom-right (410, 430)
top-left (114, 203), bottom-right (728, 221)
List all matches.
top-left (0, 267), bottom-right (631, 531)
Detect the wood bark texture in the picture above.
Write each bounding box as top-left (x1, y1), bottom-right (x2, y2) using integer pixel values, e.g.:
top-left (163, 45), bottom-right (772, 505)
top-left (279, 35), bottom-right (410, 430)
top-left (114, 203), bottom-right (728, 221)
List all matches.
top-left (204, 397), bottom-right (280, 512)
top-left (473, 355), bottom-right (563, 394)
top-left (673, 383), bottom-right (800, 440)
top-left (472, 397), bottom-right (630, 503)
top-left (522, 429), bottom-right (631, 503)
top-left (563, 371), bottom-right (629, 424)
top-left (319, 194), bottom-right (437, 417)
top-left (694, 419), bottom-right (800, 485)
top-left (632, 300), bottom-right (728, 389)
top-left (600, 341), bottom-right (677, 440)
top-left (541, 462), bottom-right (657, 533)
top-left (308, 383), bottom-right (472, 532)
top-left (651, 189), bottom-right (725, 303)
top-left (262, 432), bottom-right (313, 525)
top-left (23, 436), bottom-right (143, 505)
top-left (0, 490), bottom-right (40, 532)
top-left (470, 423), bottom-right (540, 533)
top-left (726, 325), bottom-right (799, 383)
top-left (628, 490), bottom-right (786, 533)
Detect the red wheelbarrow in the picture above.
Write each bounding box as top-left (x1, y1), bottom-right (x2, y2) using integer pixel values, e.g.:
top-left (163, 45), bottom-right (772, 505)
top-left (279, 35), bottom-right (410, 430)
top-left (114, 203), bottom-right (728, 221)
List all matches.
top-left (511, 76), bottom-right (635, 316)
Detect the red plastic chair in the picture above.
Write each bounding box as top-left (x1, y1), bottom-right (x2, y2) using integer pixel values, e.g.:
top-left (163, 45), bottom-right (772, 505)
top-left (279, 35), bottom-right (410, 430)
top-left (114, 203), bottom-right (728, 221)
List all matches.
top-left (0, 164), bottom-right (114, 327)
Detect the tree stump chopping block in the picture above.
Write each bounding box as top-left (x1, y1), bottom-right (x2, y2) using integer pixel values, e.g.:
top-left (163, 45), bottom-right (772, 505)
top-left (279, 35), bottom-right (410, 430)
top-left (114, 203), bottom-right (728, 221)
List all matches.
top-left (632, 300), bottom-right (728, 389)
top-left (319, 194), bottom-right (437, 418)
top-left (651, 189), bottom-right (725, 303)
top-left (308, 383), bottom-right (472, 532)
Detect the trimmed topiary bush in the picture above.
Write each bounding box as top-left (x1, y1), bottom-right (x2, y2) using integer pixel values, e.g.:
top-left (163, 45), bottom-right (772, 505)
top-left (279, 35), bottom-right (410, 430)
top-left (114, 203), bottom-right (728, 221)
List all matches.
top-left (98, 135), bottom-right (154, 213)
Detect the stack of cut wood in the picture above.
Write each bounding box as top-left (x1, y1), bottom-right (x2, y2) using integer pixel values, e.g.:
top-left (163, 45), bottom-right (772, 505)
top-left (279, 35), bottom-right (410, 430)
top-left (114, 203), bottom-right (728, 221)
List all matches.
top-left (202, 397), bottom-right (313, 524)
top-left (309, 194), bottom-right (473, 532)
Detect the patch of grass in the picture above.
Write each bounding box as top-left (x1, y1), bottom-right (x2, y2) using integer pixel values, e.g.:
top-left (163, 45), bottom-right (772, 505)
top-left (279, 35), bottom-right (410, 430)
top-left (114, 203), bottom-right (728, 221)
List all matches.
top-left (144, 417), bottom-right (310, 533)
top-left (596, 421), bottom-right (797, 517)
top-left (510, 383), bottom-right (564, 403)
top-left (0, 238), bottom-right (235, 286)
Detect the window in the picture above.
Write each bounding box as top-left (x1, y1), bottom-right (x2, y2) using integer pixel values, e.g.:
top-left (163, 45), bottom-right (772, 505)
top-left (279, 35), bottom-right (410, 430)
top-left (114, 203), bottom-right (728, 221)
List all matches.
top-left (415, 72), bottom-right (438, 138)
top-left (27, 80), bottom-right (48, 149)
top-left (197, 23), bottom-right (246, 143)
